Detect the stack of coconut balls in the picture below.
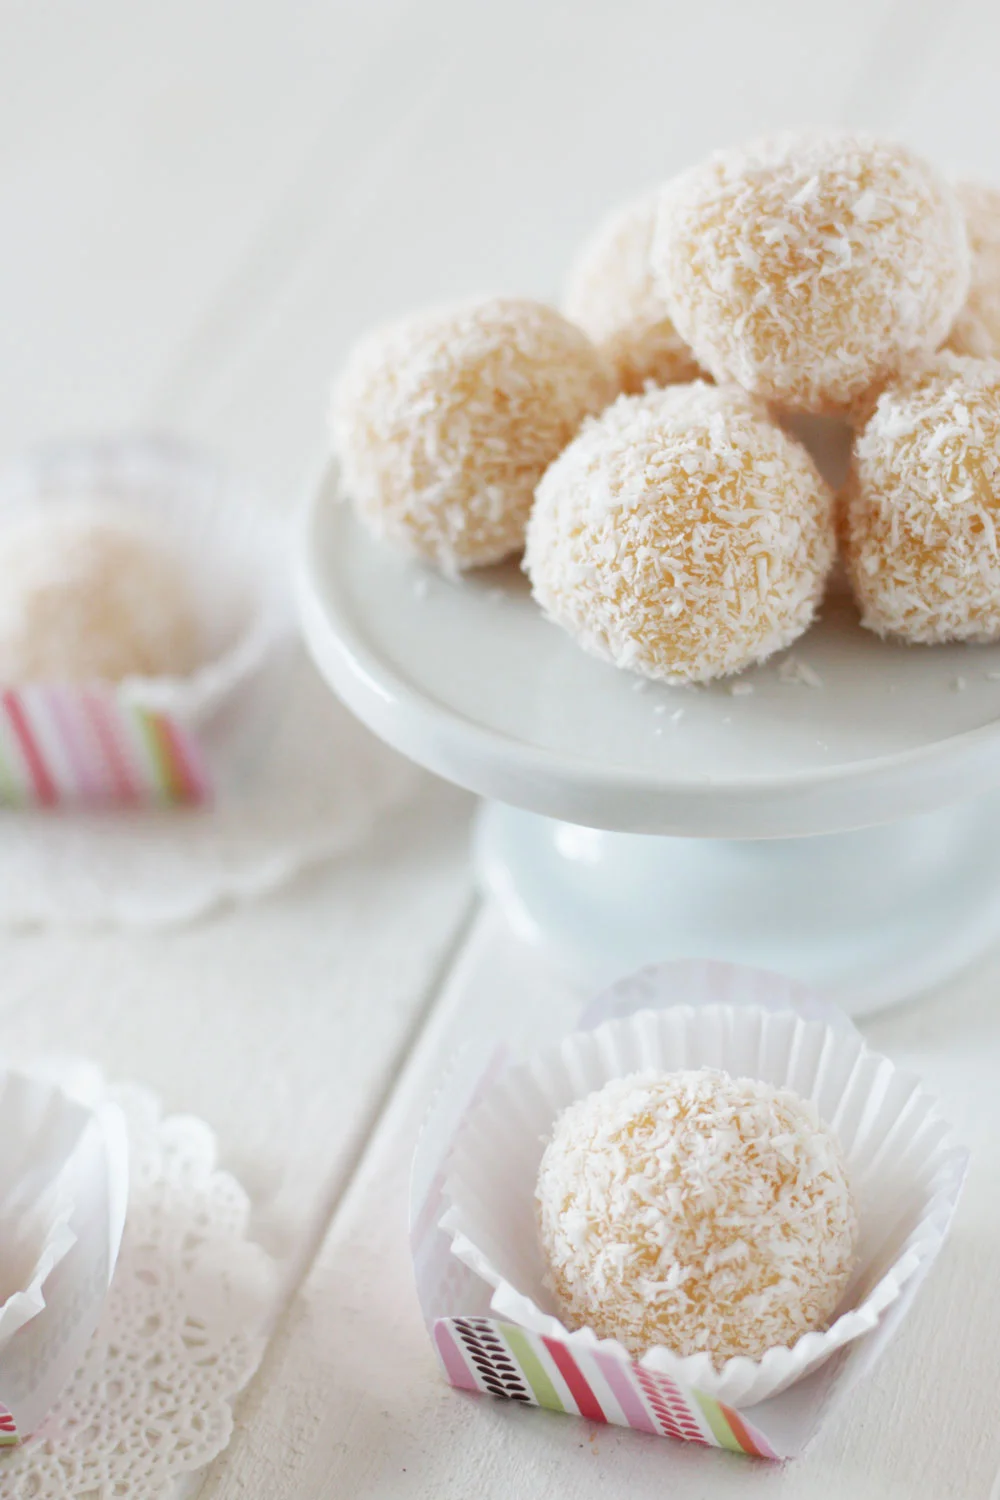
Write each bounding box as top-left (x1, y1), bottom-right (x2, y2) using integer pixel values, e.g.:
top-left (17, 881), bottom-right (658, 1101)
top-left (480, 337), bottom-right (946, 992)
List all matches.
top-left (332, 131), bottom-right (1000, 685)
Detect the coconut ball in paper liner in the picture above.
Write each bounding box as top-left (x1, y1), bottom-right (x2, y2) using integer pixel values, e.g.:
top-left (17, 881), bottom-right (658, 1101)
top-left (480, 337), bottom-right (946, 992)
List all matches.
top-left (0, 509), bottom-right (202, 685)
top-left (947, 181), bottom-right (1000, 359)
top-left (535, 1067), bottom-right (858, 1365)
top-left (564, 191), bottom-right (702, 394)
top-left (440, 987), bottom-right (966, 1408)
top-left (841, 352), bottom-right (1000, 644)
top-left (0, 435), bottom-right (289, 725)
top-left (331, 297), bottom-right (617, 572)
top-left (653, 131), bottom-right (969, 414)
top-left (524, 381), bottom-right (835, 684)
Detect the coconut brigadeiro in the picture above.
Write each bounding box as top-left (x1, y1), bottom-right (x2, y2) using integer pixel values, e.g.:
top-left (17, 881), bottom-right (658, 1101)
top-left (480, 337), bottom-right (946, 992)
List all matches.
top-left (653, 132), bottom-right (969, 414)
top-left (842, 352), bottom-right (1000, 644)
top-left (535, 1067), bottom-right (858, 1364)
top-left (0, 510), bottom-right (201, 684)
top-left (525, 382), bottom-right (835, 684)
top-left (564, 191), bottom-right (702, 395)
top-left (331, 296), bottom-right (616, 572)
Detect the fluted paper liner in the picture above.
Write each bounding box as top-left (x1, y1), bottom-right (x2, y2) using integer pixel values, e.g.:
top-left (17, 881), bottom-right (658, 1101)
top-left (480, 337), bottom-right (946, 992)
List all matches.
top-left (412, 961), bottom-right (966, 1458)
top-left (0, 435), bottom-right (291, 806)
top-left (0, 1065), bottom-right (128, 1441)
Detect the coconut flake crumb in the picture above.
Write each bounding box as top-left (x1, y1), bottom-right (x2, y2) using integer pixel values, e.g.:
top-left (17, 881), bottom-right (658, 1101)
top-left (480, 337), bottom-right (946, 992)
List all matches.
top-left (729, 681), bottom-right (754, 696)
top-left (778, 655), bottom-right (824, 687)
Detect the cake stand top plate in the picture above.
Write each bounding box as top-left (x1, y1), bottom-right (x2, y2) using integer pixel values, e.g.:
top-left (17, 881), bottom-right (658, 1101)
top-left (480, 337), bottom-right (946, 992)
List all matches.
top-left (298, 464), bottom-right (1000, 838)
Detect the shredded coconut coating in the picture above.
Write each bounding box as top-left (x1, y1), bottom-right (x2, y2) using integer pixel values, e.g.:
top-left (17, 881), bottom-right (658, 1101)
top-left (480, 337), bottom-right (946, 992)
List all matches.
top-left (842, 352), bottom-right (1000, 643)
top-left (0, 510), bottom-right (201, 684)
top-left (947, 182), bottom-right (1000, 359)
top-left (536, 1068), bottom-right (858, 1365)
top-left (331, 297), bottom-right (616, 571)
top-left (653, 132), bottom-right (969, 414)
top-left (525, 382), bottom-right (835, 683)
top-left (564, 192), bottom-right (702, 394)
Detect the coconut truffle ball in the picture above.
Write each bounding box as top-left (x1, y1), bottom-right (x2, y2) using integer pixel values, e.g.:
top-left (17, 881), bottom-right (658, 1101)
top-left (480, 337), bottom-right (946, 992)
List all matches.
top-left (947, 182), bottom-right (1000, 359)
top-left (653, 132), bottom-right (969, 414)
top-left (564, 192), bottom-right (701, 395)
top-left (525, 382), bottom-right (835, 683)
top-left (0, 510), bottom-right (201, 683)
top-left (536, 1068), bottom-right (858, 1365)
top-left (331, 297), bottom-right (616, 572)
top-left (842, 353), bottom-right (1000, 643)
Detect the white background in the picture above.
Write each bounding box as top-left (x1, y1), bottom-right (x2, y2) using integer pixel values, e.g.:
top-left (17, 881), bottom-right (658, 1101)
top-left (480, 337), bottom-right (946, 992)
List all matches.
top-left (2, 1), bottom-right (999, 1496)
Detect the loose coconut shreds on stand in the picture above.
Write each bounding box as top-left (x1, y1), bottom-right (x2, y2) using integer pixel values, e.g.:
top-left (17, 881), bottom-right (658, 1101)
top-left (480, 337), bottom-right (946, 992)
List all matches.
top-left (842, 352), bottom-right (1000, 644)
top-left (331, 297), bottom-right (616, 572)
top-left (524, 382), bottom-right (835, 684)
top-left (653, 132), bottom-right (969, 414)
top-left (564, 191), bottom-right (702, 394)
top-left (535, 1069), bottom-right (858, 1365)
top-left (947, 181), bottom-right (1000, 359)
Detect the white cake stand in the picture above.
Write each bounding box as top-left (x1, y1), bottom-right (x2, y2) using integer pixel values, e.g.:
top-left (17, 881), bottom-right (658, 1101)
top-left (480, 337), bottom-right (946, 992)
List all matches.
top-left (298, 463), bottom-right (1000, 1015)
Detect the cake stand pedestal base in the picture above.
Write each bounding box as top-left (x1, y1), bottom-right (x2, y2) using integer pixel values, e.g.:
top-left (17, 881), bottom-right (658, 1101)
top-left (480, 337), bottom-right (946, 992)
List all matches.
top-left (474, 797), bottom-right (1000, 1016)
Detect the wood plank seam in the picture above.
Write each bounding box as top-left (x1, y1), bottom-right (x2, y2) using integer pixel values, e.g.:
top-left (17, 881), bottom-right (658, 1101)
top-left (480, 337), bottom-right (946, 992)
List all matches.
top-left (192, 887), bottom-right (483, 1497)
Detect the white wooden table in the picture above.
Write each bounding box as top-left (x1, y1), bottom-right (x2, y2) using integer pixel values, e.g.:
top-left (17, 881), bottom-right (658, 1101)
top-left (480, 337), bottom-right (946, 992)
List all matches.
top-left (2, 2), bottom-right (999, 1495)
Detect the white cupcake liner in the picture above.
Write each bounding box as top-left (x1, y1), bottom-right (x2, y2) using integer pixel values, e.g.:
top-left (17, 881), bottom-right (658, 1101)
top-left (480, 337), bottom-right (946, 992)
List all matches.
top-left (0, 1063), bottom-right (127, 1439)
top-left (440, 967), bottom-right (965, 1408)
top-left (0, 1166), bottom-right (76, 1346)
top-left (0, 433), bottom-right (290, 726)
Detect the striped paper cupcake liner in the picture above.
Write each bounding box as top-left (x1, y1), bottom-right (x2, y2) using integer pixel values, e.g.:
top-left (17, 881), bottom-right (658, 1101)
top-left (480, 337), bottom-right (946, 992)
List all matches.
top-left (410, 960), bottom-right (966, 1461)
top-left (0, 432), bottom-right (296, 810)
top-left (433, 1316), bottom-right (779, 1456)
top-left (0, 684), bottom-right (211, 808)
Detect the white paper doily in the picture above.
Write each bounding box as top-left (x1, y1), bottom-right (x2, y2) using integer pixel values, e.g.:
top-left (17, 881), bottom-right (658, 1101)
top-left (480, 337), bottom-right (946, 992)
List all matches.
top-left (0, 1080), bottom-right (277, 1499)
top-left (0, 645), bottom-right (417, 925)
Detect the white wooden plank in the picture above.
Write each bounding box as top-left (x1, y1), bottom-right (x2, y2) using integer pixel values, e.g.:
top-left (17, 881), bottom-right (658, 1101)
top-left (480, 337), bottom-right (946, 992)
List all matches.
top-left (850, 0), bottom-right (1000, 175)
top-left (168, 0), bottom-right (904, 504)
top-left (0, 0), bottom-right (419, 452)
top-left (198, 909), bottom-right (998, 1500)
top-left (0, 781), bottom-right (472, 1270)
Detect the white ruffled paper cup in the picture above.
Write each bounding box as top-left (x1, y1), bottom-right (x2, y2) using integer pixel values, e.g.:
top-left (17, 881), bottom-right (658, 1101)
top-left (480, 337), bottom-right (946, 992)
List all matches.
top-left (440, 964), bottom-right (965, 1408)
top-left (0, 1064), bottom-right (128, 1439)
top-left (0, 434), bottom-right (291, 807)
